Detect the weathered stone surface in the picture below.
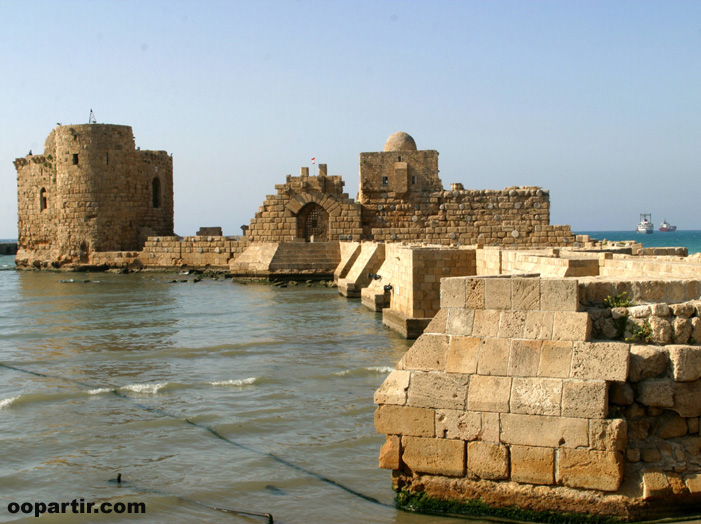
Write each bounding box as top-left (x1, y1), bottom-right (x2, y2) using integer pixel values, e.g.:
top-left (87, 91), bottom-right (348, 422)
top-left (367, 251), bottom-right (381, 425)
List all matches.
top-left (552, 312), bottom-right (592, 342)
top-left (562, 380), bottom-right (608, 419)
top-left (689, 417), bottom-right (700, 434)
top-left (481, 412), bottom-right (500, 443)
top-left (379, 435), bottom-right (401, 469)
top-left (692, 317), bottom-right (701, 344)
top-left (407, 371), bottom-right (470, 410)
top-left (423, 308), bottom-right (448, 334)
top-left (642, 447), bottom-right (662, 462)
top-left (642, 469), bottom-right (673, 499)
top-left (465, 278), bottom-right (485, 309)
top-left (558, 449), bottom-right (623, 491)
top-left (629, 305), bottom-right (651, 318)
top-left (609, 382), bottom-right (635, 405)
top-left (468, 375), bottom-right (512, 412)
top-left (651, 303), bottom-right (670, 317)
top-left (497, 310), bottom-right (527, 339)
top-left (672, 380), bottom-right (701, 417)
top-left (508, 339), bottom-right (542, 376)
top-left (512, 278), bottom-right (540, 311)
top-left (445, 336), bottom-right (480, 374)
top-left (446, 309), bottom-right (475, 336)
top-left (440, 277), bottom-right (466, 308)
top-left (589, 419), bottom-right (627, 452)
top-left (484, 278), bottom-right (512, 310)
top-left (668, 345), bottom-right (701, 381)
top-left (686, 472), bottom-right (701, 494)
top-left (570, 341), bottom-right (629, 381)
top-left (398, 334), bottom-right (450, 371)
top-left (671, 302), bottom-right (696, 318)
top-left (656, 413), bottom-right (688, 439)
top-left (467, 441), bottom-right (509, 480)
top-left (636, 379), bottom-right (675, 408)
top-left (538, 341), bottom-right (573, 378)
top-left (402, 436), bottom-right (465, 476)
top-left (501, 413), bottom-right (588, 448)
top-left (472, 309), bottom-right (501, 337)
top-left (524, 311), bottom-right (554, 340)
top-left (476, 338), bottom-right (511, 376)
top-left (374, 369), bottom-right (411, 405)
top-left (435, 409), bottom-right (481, 440)
top-left (374, 405), bottom-right (435, 437)
top-left (629, 345), bottom-right (668, 382)
top-left (649, 316), bottom-right (673, 345)
top-left (673, 317), bottom-right (693, 344)
top-left (541, 278), bottom-right (579, 312)
top-left (510, 445), bottom-right (554, 485)
top-left (510, 377), bottom-right (562, 416)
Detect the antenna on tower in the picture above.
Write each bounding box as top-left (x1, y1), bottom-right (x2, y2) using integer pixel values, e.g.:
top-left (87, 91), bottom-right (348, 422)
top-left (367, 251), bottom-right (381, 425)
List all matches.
top-left (89, 109), bottom-right (97, 124)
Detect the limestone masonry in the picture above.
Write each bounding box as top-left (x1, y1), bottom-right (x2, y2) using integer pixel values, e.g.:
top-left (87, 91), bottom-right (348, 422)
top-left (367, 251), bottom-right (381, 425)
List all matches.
top-left (13, 124), bottom-right (701, 520)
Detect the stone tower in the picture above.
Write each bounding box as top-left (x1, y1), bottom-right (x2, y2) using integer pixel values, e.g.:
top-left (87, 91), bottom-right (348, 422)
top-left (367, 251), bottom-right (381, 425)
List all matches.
top-left (14, 123), bottom-right (174, 268)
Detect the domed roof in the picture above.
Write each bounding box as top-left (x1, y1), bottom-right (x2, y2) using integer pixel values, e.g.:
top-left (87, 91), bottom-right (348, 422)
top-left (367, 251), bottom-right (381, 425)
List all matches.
top-left (384, 131), bottom-right (417, 152)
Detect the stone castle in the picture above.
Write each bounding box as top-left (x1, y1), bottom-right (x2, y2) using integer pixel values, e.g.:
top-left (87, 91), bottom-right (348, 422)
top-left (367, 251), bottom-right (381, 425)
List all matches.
top-left (14, 124), bottom-right (173, 268)
top-left (13, 123), bottom-right (701, 521)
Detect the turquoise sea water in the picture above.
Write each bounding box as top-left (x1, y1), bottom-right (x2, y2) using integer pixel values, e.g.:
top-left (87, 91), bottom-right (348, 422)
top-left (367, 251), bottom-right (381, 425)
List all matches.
top-left (577, 230), bottom-right (701, 254)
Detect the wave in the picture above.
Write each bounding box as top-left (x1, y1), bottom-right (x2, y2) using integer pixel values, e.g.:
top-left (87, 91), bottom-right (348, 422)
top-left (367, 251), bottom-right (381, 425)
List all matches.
top-left (0, 395), bottom-right (20, 409)
top-left (87, 388), bottom-right (114, 395)
top-left (208, 377), bottom-right (258, 387)
top-left (120, 382), bottom-right (169, 394)
top-left (333, 366), bottom-right (394, 377)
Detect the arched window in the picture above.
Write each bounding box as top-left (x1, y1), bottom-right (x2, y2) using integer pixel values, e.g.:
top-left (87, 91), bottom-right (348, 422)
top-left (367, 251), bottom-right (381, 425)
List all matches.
top-left (152, 177), bottom-right (161, 208)
top-left (39, 188), bottom-right (47, 212)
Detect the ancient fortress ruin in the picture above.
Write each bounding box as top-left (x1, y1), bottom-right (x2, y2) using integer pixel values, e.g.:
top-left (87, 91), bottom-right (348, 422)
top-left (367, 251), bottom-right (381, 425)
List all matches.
top-left (13, 124), bottom-right (701, 521)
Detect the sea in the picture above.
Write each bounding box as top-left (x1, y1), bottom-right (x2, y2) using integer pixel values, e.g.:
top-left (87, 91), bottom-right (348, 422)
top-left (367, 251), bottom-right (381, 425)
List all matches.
top-left (577, 230), bottom-right (701, 254)
top-left (1, 231), bottom-right (700, 524)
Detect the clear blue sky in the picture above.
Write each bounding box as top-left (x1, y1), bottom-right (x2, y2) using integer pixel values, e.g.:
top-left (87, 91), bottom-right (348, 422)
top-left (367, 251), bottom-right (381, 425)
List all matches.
top-left (1, 0), bottom-right (699, 239)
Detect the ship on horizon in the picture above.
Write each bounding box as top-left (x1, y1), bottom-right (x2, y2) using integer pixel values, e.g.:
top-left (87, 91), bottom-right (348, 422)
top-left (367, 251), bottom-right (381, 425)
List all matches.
top-left (637, 213), bottom-right (653, 234)
top-left (659, 219), bottom-right (677, 232)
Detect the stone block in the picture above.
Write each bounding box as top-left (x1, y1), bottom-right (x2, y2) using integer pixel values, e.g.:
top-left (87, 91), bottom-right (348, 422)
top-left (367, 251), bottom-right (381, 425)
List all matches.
top-left (440, 277), bottom-right (465, 308)
top-left (541, 278), bottom-right (579, 312)
top-left (446, 336), bottom-right (480, 374)
top-left (468, 375), bottom-right (512, 412)
top-left (649, 316), bottom-right (673, 345)
top-left (402, 436), bottom-right (465, 476)
top-left (498, 310), bottom-right (527, 339)
top-left (501, 413), bottom-right (589, 448)
top-left (668, 345), bottom-right (701, 382)
top-left (589, 419), bottom-right (627, 452)
top-left (642, 469), bottom-right (672, 499)
top-left (609, 382), bottom-right (634, 405)
top-left (374, 405), bottom-right (435, 437)
top-left (570, 341), bottom-right (629, 381)
top-left (657, 412), bottom-right (688, 439)
top-left (374, 369), bottom-right (411, 405)
top-left (672, 380), bottom-right (701, 417)
top-left (524, 311), bottom-right (554, 340)
top-left (552, 312), bottom-right (592, 342)
top-left (467, 441), bottom-right (509, 480)
top-left (510, 377), bottom-right (562, 416)
top-left (435, 409), bottom-right (481, 440)
top-left (512, 278), bottom-right (540, 311)
top-left (558, 449), bottom-right (623, 491)
top-left (562, 380), bottom-right (608, 419)
top-left (484, 278), bottom-right (512, 310)
top-left (636, 379), bottom-right (675, 408)
top-left (472, 309), bottom-right (501, 337)
top-left (673, 317), bottom-right (693, 344)
top-left (508, 339), bottom-right (542, 376)
top-left (423, 308), bottom-right (448, 335)
top-left (686, 473), bottom-right (701, 494)
top-left (510, 445), bottom-right (554, 485)
top-left (481, 412), bottom-right (500, 443)
top-left (398, 334), bottom-right (450, 371)
top-left (446, 309), bottom-right (475, 336)
top-left (407, 371), bottom-right (470, 410)
top-left (692, 317), bottom-right (701, 344)
top-left (671, 302), bottom-right (696, 318)
top-left (465, 278), bottom-right (485, 309)
top-left (477, 338), bottom-right (511, 376)
top-left (379, 435), bottom-right (401, 469)
top-left (629, 345), bottom-right (668, 382)
top-left (538, 341), bottom-right (573, 378)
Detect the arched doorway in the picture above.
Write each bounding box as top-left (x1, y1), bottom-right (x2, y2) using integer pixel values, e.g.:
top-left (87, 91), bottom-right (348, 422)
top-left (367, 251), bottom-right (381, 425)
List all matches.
top-left (297, 203), bottom-right (329, 242)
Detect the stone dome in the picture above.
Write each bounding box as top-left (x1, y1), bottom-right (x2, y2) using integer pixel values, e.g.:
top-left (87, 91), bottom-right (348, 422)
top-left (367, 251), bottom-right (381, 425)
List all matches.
top-left (384, 131), bottom-right (417, 152)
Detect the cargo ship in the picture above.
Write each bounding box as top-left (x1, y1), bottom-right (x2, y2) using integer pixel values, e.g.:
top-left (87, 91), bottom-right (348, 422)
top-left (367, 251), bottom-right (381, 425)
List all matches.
top-left (637, 213), bottom-right (653, 234)
top-left (659, 219), bottom-right (677, 232)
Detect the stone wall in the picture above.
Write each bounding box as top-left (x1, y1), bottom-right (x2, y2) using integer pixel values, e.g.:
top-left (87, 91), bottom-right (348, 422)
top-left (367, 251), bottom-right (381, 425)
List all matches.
top-left (15, 124), bottom-right (173, 269)
top-left (374, 275), bottom-right (701, 521)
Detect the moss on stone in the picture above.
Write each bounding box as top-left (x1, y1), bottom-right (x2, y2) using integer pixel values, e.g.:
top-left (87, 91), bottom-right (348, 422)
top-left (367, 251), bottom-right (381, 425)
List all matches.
top-left (396, 490), bottom-right (622, 524)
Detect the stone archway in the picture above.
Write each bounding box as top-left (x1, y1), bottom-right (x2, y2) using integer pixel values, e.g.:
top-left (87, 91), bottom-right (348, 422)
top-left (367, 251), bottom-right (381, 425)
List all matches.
top-left (297, 202), bottom-right (329, 242)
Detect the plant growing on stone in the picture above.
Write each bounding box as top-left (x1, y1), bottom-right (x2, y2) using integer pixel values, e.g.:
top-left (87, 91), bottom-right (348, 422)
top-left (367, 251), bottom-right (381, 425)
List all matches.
top-left (627, 320), bottom-right (652, 343)
top-left (604, 292), bottom-right (633, 308)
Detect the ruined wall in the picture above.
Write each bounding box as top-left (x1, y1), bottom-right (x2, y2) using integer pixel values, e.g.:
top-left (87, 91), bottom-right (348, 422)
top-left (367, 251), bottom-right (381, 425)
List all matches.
top-left (15, 124), bottom-right (174, 268)
top-left (374, 275), bottom-right (701, 521)
top-left (245, 167), bottom-right (363, 243)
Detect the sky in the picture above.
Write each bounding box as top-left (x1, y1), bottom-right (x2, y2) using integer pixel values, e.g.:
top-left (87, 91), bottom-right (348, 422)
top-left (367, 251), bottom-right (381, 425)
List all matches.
top-left (1, 0), bottom-right (699, 239)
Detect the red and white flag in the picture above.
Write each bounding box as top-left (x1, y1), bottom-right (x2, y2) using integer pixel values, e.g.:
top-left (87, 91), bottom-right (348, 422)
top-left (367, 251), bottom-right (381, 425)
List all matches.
top-left (311, 157), bottom-right (316, 165)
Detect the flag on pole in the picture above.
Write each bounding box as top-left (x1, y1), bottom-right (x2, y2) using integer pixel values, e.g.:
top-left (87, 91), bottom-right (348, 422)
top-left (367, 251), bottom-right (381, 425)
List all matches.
top-left (311, 157), bottom-right (316, 165)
